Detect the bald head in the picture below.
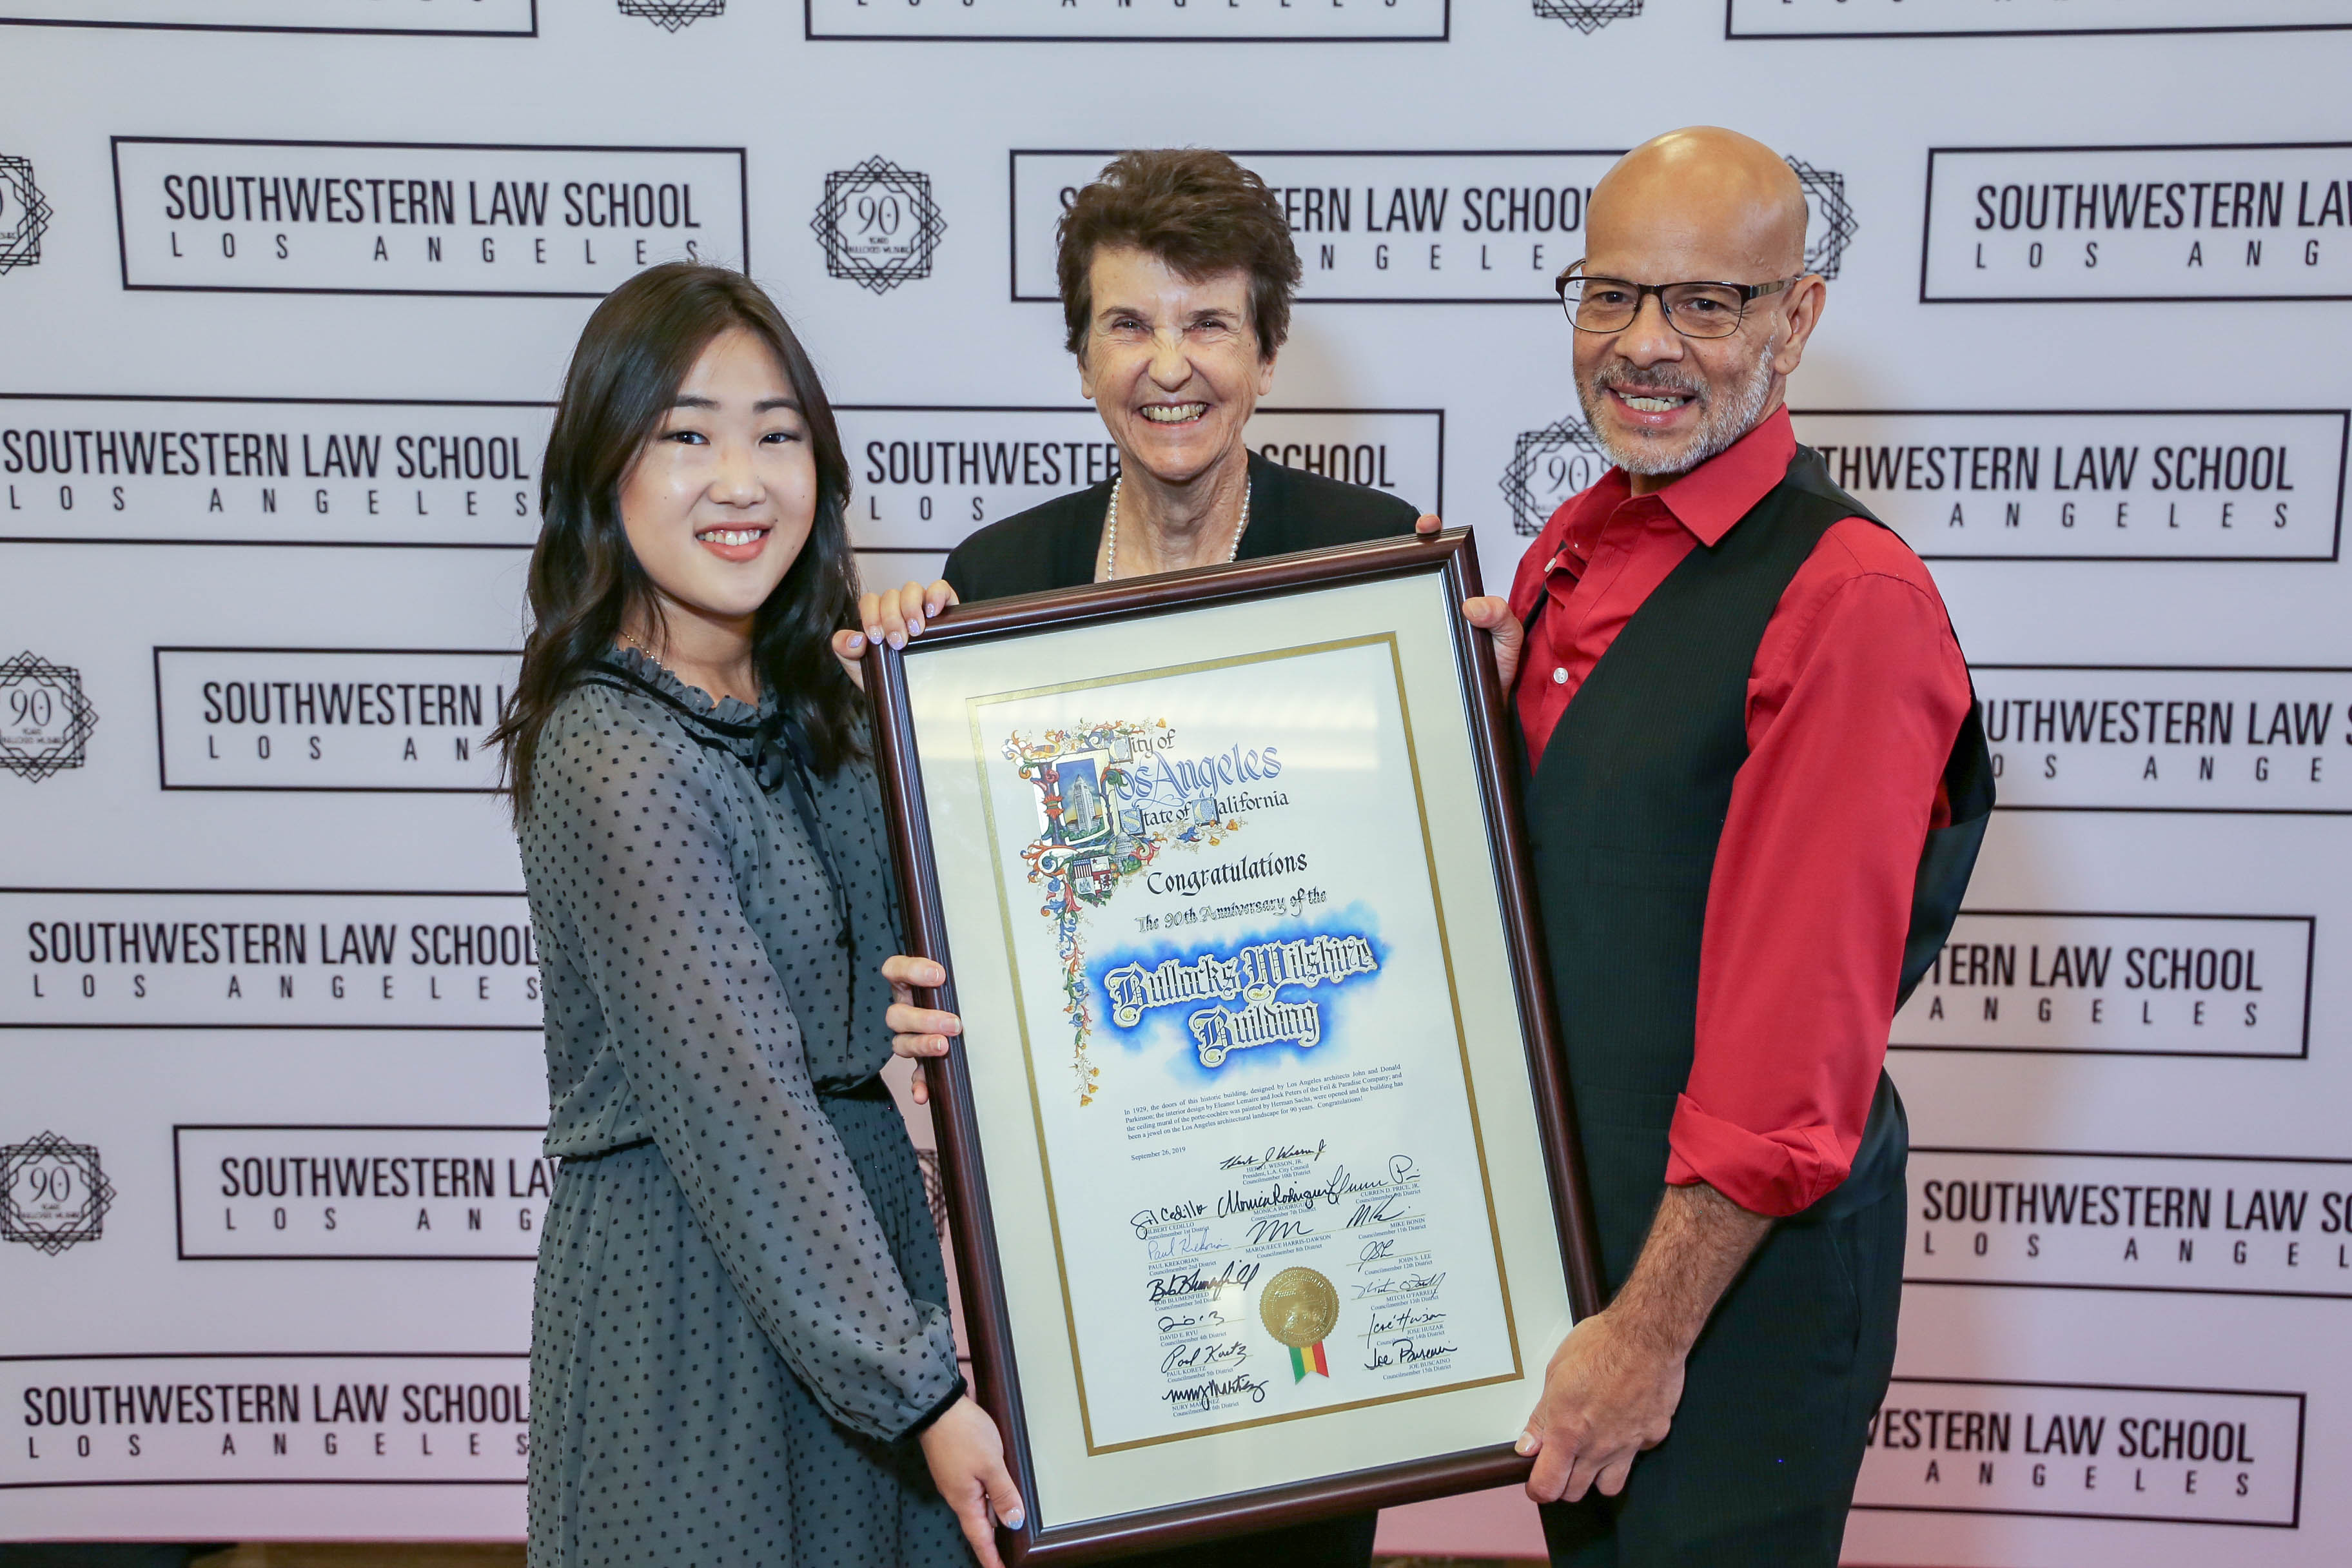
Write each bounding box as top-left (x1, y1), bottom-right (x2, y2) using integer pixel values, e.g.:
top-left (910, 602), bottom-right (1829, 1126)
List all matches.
top-left (1588, 127), bottom-right (1808, 282)
top-left (1567, 128), bottom-right (1828, 491)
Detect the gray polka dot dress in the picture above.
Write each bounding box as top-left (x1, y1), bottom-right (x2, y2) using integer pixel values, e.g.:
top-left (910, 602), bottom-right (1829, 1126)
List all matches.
top-left (520, 649), bottom-right (970, 1568)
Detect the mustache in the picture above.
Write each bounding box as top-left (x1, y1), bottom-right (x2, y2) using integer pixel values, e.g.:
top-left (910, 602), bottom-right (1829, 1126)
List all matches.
top-left (1590, 360), bottom-right (1709, 402)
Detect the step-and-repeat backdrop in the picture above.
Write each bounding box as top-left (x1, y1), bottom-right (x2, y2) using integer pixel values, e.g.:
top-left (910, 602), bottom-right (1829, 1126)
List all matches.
top-left (3, 5), bottom-right (2346, 1562)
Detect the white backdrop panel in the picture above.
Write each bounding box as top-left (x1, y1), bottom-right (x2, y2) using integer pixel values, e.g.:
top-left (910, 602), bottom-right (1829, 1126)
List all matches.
top-left (1, 6), bottom-right (2347, 1563)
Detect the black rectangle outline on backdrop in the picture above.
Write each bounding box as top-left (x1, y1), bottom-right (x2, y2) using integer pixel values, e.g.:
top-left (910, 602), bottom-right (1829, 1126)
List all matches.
top-left (0, 393), bottom-right (550, 549)
top-left (0, 0), bottom-right (534, 34)
top-left (1790, 407), bottom-right (2349, 563)
top-left (1008, 149), bottom-right (1621, 305)
top-left (1726, 0), bottom-right (2352, 40)
top-left (152, 645), bottom-right (518, 794)
top-left (173, 1123), bottom-right (547, 1262)
top-left (807, 0), bottom-right (1446, 43)
top-left (1889, 908), bottom-right (2315, 1060)
top-left (0, 1350), bottom-right (529, 1491)
top-left (0, 886), bottom-right (537, 1031)
top-left (839, 403), bottom-right (1448, 558)
top-left (1918, 141), bottom-right (2352, 304)
top-left (110, 137), bottom-right (749, 299)
top-left (1906, 1146), bottom-right (2352, 1303)
top-left (1973, 663), bottom-right (2352, 816)
top-left (1851, 1375), bottom-right (2306, 1529)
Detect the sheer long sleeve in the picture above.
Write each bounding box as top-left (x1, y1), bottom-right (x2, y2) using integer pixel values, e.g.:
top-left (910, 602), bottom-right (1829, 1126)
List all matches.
top-left (522, 702), bottom-right (961, 1441)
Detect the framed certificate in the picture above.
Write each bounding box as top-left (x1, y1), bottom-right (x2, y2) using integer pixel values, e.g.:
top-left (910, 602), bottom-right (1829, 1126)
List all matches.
top-left (867, 531), bottom-right (1602, 1562)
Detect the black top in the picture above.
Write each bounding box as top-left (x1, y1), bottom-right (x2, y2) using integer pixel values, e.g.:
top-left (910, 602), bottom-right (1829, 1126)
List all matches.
top-left (941, 447), bottom-right (1420, 602)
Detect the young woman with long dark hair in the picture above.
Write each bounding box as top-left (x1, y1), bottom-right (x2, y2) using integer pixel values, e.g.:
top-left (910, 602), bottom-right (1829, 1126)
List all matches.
top-left (495, 262), bottom-right (1017, 1568)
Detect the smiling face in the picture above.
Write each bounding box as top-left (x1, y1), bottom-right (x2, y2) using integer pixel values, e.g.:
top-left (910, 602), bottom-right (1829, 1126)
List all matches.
top-left (1571, 128), bottom-right (1824, 485)
top-left (1078, 246), bottom-right (1276, 491)
top-left (618, 325), bottom-right (818, 650)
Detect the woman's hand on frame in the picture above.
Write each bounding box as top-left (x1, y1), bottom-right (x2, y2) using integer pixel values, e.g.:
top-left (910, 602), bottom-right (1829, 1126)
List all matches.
top-left (882, 953), bottom-right (959, 1107)
top-left (918, 1395), bottom-right (1023, 1568)
top-left (832, 578), bottom-right (959, 689)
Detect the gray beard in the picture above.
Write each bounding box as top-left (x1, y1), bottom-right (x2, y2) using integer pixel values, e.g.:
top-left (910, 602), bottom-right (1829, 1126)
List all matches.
top-left (1578, 337), bottom-right (1779, 477)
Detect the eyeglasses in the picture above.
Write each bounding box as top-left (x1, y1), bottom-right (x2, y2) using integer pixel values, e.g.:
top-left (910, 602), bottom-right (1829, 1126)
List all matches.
top-left (1556, 261), bottom-right (1798, 340)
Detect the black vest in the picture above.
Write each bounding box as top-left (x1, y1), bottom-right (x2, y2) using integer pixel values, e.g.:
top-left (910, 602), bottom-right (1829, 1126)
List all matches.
top-left (1526, 447), bottom-right (1994, 1293)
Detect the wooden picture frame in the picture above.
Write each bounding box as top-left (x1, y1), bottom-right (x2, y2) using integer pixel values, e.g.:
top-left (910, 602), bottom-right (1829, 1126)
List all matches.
top-left (866, 530), bottom-right (1603, 1563)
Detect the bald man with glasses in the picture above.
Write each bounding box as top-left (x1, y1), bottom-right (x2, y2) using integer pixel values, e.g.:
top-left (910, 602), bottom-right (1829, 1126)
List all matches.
top-left (1446, 127), bottom-right (1995, 1566)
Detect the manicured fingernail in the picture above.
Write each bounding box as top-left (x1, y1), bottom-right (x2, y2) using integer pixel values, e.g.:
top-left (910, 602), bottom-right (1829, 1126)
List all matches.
top-left (867, 625), bottom-right (883, 642)
top-left (908, 618), bottom-right (923, 635)
top-left (1003, 1509), bottom-right (1024, 1529)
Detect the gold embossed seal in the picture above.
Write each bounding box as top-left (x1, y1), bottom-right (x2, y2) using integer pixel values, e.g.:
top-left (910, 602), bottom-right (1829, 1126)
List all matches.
top-left (1258, 1266), bottom-right (1340, 1349)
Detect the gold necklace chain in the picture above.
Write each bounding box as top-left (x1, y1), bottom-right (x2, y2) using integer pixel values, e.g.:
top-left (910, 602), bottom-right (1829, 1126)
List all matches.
top-left (1102, 474), bottom-right (1250, 581)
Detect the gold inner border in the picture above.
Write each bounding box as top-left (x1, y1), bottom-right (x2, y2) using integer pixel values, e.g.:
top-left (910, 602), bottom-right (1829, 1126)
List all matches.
top-left (954, 627), bottom-right (1524, 1465)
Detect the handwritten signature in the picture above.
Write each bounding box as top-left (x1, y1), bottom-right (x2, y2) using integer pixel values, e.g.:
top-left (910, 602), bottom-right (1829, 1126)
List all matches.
top-left (1156, 1309), bottom-right (1229, 1335)
top-left (1148, 1259), bottom-right (1262, 1303)
top-left (1128, 1199), bottom-right (1208, 1237)
top-left (1146, 1225), bottom-right (1215, 1260)
top-left (1162, 1373), bottom-right (1271, 1410)
top-left (1218, 1139), bottom-right (1329, 1171)
top-left (1366, 1304), bottom-right (1444, 1337)
top-left (1353, 1271), bottom-right (1446, 1300)
top-left (1160, 1339), bottom-right (1253, 1376)
top-left (1362, 1336), bottom-right (1461, 1371)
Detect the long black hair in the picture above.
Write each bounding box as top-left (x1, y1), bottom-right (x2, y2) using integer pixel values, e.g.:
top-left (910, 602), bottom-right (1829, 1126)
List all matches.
top-left (492, 262), bottom-right (862, 823)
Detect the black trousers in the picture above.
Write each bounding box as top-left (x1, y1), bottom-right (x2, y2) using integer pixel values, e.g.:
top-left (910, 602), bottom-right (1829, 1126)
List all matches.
top-left (1116, 1511), bottom-right (1377, 1567)
top-left (1541, 1182), bottom-right (1904, 1567)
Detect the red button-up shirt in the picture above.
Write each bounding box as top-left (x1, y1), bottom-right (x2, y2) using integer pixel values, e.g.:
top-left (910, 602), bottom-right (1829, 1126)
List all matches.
top-left (1508, 407), bottom-right (1972, 1218)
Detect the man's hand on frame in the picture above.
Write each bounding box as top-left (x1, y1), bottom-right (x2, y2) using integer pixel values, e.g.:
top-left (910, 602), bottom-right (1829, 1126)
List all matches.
top-left (1516, 1306), bottom-right (1684, 1503)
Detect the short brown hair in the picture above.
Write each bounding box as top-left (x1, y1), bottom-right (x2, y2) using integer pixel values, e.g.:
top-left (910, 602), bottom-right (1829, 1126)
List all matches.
top-left (1055, 148), bottom-right (1300, 362)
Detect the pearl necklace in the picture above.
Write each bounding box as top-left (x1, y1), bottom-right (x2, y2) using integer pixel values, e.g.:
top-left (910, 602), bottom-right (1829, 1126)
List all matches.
top-left (1101, 475), bottom-right (1251, 581)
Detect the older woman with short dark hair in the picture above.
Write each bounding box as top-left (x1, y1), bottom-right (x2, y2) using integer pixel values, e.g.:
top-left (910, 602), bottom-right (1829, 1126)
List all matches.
top-left (844, 147), bottom-right (1420, 642)
top-left (837, 149), bottom-right (1406, 1568)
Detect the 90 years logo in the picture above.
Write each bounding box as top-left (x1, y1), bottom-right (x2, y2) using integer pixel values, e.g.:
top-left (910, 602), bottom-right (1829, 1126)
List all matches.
top-left (620, 0), bottom-right (721, 28)
top-left (1534, 0), bottom-right (1641, 31)
top-left (1500, 416), bottom-right (1612, 536)
top-left (0, 154), bottom-right (52, 273)
top-left (1788, 157), bottom-right (1859, 279)
top-left (0, 651), bottom-right (97, 783)
top-left (1, 1132), bottom-right (115, 1255)
top-left (812, 157), bottom-right (945, 295)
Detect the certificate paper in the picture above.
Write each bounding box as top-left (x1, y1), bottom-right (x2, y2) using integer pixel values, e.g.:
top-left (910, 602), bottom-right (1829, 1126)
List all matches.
top-left (887, 552), bottom-right (1587, 1545)
top-left (972, 633), bottom-right (1519, 1453)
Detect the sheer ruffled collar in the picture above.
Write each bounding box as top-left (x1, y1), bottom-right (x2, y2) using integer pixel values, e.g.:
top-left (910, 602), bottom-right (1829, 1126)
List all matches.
top-left (602, 645), bottom-right (770, 725)
top-left (584, 647), bottom-right (782, 777)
